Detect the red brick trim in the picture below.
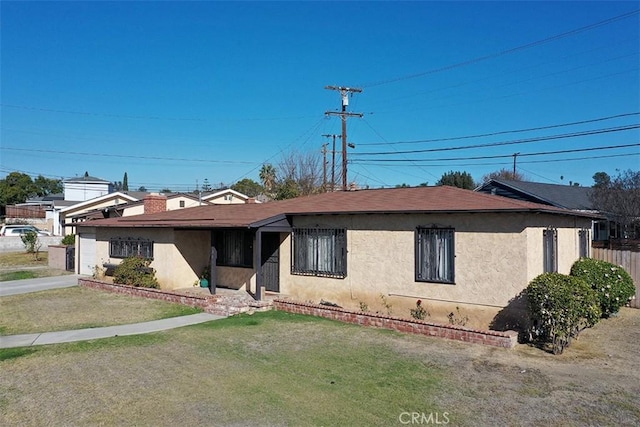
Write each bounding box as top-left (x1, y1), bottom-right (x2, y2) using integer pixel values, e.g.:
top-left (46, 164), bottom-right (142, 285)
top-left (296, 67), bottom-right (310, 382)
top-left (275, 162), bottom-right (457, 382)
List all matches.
top-left (78, 278), bottom-right (225, 313)
top-left (273, 299), bottom-right (518, 348)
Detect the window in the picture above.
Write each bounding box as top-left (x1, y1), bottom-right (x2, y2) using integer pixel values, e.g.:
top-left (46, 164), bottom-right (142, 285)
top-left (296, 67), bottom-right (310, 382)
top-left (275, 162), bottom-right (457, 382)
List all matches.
top-left (292, 228), bottom-right (346, 278)
top-left (179, 200), bottom-right (185, 208)
top-left (109, 237), bottom-right (154, 259)
top-left (214, 230), bottom-right (253, 268)
top-left (543, 228), bottom-right (558, 273)
top-left (415, 227), bottom-right (455, 283)
top-left (579, 229), bottom-right (589, 258)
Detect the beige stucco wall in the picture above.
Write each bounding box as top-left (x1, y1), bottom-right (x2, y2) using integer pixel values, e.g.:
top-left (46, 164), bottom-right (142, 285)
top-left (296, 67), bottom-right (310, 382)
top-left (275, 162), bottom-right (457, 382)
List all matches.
top-left (94, 228), bottom-right (210, 289)
top-left (277, 212), bottom-right (592, 329)
top-left (206, 194), bottom-right (246, 204)
top-left (121, 197), bottom-right (206, 217)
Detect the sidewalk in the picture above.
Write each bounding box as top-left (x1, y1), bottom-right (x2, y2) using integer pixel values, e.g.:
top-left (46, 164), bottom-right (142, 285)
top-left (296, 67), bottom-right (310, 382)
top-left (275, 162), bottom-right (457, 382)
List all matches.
top-left (0, 275), bottom-right (227, 349)
top-left (0, 313), bottom-right (224, 349)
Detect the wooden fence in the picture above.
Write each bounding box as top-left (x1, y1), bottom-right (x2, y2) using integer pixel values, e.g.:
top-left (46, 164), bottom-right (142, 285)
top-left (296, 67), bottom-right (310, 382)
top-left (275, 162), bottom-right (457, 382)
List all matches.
top-left (592, 247), bottom-right (640, 309)
top-left (6, 205), bottom-right (46, 219)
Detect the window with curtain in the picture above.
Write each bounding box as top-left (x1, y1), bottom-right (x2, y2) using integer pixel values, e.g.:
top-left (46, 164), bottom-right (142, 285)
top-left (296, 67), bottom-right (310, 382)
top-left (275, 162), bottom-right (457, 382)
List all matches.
top-left (292, 228), bottom-right (346, 278)
top-left (543, 228), bottom-right (558, 273)
top-left (214, 230), bottom-right (253, 268)
top-left (415, 227), bottom-right (455, 284)
top-left (109, 237), bottom-right (154, 259)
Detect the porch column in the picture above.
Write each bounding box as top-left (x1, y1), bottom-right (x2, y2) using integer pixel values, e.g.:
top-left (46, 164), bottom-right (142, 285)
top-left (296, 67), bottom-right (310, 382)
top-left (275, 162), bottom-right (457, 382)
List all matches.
top-left (255, 229), bottom-right (263, 301)
top-left (209, 238), bottom-right (217, 295)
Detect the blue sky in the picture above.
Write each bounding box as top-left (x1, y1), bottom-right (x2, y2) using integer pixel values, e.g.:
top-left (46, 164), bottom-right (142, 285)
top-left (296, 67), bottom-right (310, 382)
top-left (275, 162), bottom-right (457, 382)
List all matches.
top-left (1, 1), bottom-right (638, 192)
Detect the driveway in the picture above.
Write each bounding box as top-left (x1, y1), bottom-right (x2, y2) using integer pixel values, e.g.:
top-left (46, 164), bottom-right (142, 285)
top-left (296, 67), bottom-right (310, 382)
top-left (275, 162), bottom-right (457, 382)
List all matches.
top-left (0, 274), bottom-right (84, 296)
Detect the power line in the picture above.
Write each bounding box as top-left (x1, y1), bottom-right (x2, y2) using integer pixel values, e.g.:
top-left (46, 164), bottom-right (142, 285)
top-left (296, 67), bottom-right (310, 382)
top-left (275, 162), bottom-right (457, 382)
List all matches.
top-left (358, 112), bottom-right (639, 146)
top-left (350, 142), bottom-right (640, 163)
top-left (350, 152), bottom-right (638, 168)
top-left (360, 9), bottom-right (639, 88)
top-left (0, 147), bottom-right (257, 164)
top-left (352, 125), bottom-right (640, 156)
top-left (0, 103), bottom-right (317, 122)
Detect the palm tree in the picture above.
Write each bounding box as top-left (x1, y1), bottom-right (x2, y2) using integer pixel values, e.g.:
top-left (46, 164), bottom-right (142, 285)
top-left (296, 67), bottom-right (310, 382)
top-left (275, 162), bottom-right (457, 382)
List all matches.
top-left (259, 163), bottom-right (277, 195)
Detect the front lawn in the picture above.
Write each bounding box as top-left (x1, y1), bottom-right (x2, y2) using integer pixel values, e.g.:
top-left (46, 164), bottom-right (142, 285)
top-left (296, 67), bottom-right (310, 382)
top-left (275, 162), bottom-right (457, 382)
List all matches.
top-left (0, 286), bottom-right (202, 335)
top-left (1, 309), bottom-right (639, 426)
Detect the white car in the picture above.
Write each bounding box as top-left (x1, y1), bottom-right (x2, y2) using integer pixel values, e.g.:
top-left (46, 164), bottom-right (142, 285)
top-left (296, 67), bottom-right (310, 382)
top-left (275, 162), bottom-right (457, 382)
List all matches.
top-left (0, 225), bottom-right (51, 236)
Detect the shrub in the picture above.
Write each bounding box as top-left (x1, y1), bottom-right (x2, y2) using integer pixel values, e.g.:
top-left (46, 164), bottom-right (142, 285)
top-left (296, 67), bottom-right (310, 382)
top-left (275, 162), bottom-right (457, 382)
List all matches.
top-left (570, 258), bottom-right (635, 317)
top-left (113, 256), bottom-right (159, 288)
top-left (526, 273), bottom-right (601, 354)
top-left (20, 231), bottom-right (42, 258)
top-left (409, 300), bottom-right (429, 320)
top-left (61, 234), bottom-right (75, 245)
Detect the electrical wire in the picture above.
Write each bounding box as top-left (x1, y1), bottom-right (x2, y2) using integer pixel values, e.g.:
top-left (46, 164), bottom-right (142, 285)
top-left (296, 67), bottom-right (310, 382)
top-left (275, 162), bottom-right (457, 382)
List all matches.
top-left (350, 143), bottom-right (640, 163)
top-left (357, 113), bottom-right (639, 146)
top-left (360, 9), bottom-right (639, 88)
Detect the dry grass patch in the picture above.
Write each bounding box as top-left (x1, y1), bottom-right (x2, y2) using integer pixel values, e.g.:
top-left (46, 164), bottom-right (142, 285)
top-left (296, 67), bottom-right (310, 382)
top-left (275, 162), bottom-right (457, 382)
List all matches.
top-left (0, 251), bottom-right (48, 268)
top-left (0, 309), bottom-right (639, 426)
top-left (0, 286), bottom-right (202, 335)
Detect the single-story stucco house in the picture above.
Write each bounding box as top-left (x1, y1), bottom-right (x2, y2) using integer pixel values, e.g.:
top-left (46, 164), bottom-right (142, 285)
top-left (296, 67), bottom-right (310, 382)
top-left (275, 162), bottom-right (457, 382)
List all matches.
top-left (76, 185), bottom-right (596, 329)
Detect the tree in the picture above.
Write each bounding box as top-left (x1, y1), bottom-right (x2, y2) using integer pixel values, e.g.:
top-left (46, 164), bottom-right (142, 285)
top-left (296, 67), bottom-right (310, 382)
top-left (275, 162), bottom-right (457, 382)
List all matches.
top-left (259, 163), bottom-right (277, 196)
top-left (0, 172), bottom-right (39, 206)
top-left (137, 186), bottom-right (148, 192)
top-left (231, 178), bottom-right (263, 197)
top-left (277, 150), bottom-right (322, 197)
top-left (123, 172), bottom-right (129, 191)
top-left (113, 181), bottom-right (123, 191)
top-left (590, 169), bottom-right (640, 239)
top-left (33, 175), bottom-right (62, 196)
top-left (201, 178), bottom-right (212, 192)
top-left (436, 171), bottom-right (476, 190)
top-left (160, 188), bottom-right (172, 193)
top-left (481, 168), bottom-right (526, 183)
top-left (274, 178), bottom-right (300, 200)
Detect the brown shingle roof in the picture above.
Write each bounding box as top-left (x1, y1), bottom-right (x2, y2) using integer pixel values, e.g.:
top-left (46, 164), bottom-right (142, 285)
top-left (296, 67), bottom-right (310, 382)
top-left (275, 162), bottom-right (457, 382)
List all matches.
top-left (79, 186), bottom-right (595, 229)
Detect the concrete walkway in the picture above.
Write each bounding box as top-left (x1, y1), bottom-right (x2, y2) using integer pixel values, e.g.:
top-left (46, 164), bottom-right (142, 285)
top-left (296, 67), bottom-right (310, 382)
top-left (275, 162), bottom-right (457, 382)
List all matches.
top-left (0, 274), bottom-right (82, 296)
top-left (0, 313), bottom-right (224, 349)
top-left (0, 275), bottom-right (226, 349)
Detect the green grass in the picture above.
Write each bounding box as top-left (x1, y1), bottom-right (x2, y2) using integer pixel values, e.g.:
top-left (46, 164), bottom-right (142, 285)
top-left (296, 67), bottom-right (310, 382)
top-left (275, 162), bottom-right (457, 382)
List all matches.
top-left (0, 270), bottom-right (38, 281)
top-left (0, 311), bottom-right (448, 426)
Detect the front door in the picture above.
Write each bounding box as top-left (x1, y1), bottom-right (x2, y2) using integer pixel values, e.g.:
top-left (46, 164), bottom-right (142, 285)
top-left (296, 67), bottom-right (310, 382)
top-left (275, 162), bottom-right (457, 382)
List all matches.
top-left (261, 233), bottom-right (280, 292)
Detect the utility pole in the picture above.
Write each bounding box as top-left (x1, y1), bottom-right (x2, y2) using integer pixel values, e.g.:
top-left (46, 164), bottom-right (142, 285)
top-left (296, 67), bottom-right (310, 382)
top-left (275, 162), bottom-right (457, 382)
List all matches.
top-left (325, 86), bottom-right (363, 191)
top-left (513, 153), bottom-right (520, 177)
top-left (322, 134), bottom-right (341, 191)
top-left (321, 143), bottom-right (328, 191)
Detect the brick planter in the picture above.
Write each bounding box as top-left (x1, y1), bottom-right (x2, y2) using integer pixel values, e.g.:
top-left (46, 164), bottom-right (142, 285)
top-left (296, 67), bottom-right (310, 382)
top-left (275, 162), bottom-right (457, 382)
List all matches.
top-left (78, 278), bottom-right (271, 316)
top-left (273, 299), bottom-right (518, 348)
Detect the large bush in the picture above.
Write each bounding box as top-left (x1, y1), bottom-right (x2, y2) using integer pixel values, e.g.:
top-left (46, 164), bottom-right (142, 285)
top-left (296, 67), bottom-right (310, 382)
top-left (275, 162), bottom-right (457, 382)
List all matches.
top-left (526, 273), bottom-right (601, 354)
top-left (113, 257), bottom-right (159, 289)
top-left (570, 258), bottom-right (635, 317)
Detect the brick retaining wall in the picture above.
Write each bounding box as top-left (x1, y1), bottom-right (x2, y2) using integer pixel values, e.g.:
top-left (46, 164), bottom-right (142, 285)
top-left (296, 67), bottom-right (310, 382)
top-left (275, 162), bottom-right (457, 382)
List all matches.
top-left (77, 279), bottom-right (517, 348)
top-left (273, 299), bottom-right (518, 348)
top-left (78, 278), bottom-right (270, 316)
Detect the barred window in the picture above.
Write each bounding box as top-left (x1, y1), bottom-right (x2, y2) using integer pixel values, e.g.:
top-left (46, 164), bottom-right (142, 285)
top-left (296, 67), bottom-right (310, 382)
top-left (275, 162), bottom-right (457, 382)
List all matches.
top-left (579, 229), bottom-right (589, 258)
top-left (543, 228), bottom-right (558, 273)
top-left (109, 237), bottom-right (154, 259)
top-left (292, 228), bottom-right (346, 278)
top-left (214, 230), bottom-right (253, 268)
top-left (416, 228), bottom-right (455, 284)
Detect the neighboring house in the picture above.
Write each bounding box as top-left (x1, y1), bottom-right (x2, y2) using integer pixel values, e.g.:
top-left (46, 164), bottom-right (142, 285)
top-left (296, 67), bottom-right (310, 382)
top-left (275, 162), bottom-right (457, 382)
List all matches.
top-left (60, 192), bottom-right (139, 235)
top-left (3, 194), bottom-right (65, 234)
top-left (63, 175), bottom-right (114, 201)
top-left (475, 179), bottom-right (619, 242)
top-left (76, 186), bottom-right (595, 329)
top-left (201, 188), bottom-right (258, 204)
